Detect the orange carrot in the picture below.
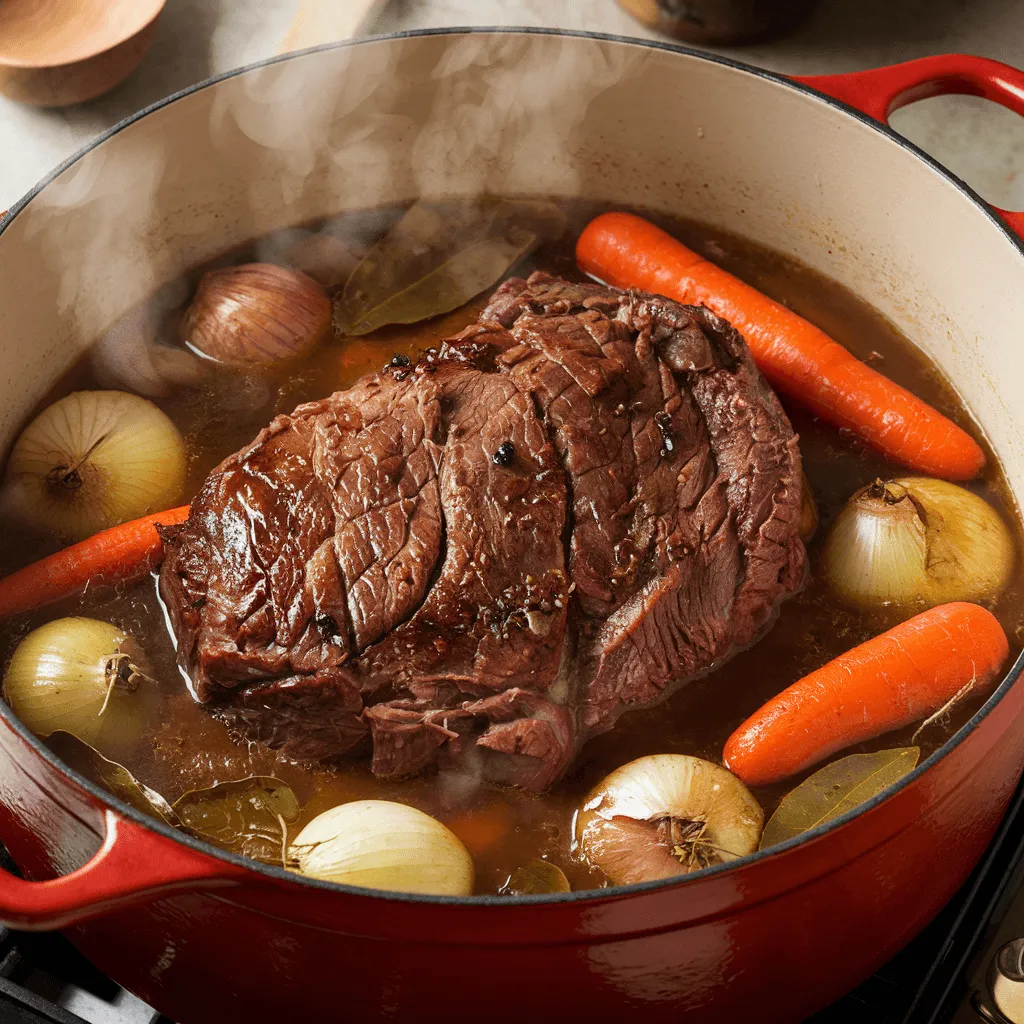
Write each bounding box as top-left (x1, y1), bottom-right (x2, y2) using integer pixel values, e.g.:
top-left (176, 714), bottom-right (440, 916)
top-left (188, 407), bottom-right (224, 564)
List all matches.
top-left (0, 505), bottom-right (190, 618)
top-left (577, 212), bottom-right (985, 481)
top-left (723, 602), bottom-right (1008, 787)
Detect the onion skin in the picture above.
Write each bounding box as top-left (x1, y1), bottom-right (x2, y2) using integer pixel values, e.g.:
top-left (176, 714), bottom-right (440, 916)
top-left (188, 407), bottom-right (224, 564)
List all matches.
top-left (574, 754), bottom-right (763, 886)
top-left (289, 800), bottom-right (474, 896)
top-left (182, 263), bottom-right (331, 366)
top-left (2, 617), bottom-right (146, 746)
top-left (821, 477), bottom-right (1015, 613)
top-left (5, 390), bottom-right (186, 542)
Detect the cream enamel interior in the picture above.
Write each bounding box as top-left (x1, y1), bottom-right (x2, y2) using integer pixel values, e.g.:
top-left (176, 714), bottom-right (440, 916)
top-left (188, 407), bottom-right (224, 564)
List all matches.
top-left (0, 30), bottom-right (1021, 512)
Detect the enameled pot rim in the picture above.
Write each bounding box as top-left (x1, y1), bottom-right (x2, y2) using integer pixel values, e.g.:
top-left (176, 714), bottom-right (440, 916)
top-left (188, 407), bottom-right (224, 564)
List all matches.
top-left (1, 26), bottom-right (1022, 908)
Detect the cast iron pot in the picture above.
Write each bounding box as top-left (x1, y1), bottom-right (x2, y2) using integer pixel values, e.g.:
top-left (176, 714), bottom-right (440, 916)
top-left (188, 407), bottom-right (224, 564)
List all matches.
top-left (0, 30), bottom-right (1023, 1024)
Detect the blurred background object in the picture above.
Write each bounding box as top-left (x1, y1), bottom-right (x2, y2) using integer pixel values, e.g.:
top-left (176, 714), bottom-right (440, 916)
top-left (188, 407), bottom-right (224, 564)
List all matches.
top-left (615, 0), bottom-right (821, 45)
top-left (0, 0), bottom-right (166, 107)
top-left (278, 0), bottom-right (388, 54)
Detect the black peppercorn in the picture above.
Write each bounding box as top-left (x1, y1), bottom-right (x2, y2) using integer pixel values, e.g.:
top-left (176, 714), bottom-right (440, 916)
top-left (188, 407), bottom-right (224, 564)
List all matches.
top-left (315, 612), bottom-right (337, 636)
top-left (654, 411), bottom-right (675, 457)
top-left (493, 441), bottom-right (515, 467)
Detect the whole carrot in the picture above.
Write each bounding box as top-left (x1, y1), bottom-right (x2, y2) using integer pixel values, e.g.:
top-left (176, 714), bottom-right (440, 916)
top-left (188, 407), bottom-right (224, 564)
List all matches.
top-left (723, 602), bottom-right (1009, 786)
top-left (577, 212), bottom-right (985, 481)
top-left (0, 505), bottom-right (190, 618)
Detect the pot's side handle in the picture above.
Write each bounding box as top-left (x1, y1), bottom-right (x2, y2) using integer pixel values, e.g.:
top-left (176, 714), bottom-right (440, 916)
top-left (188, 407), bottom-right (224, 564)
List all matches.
top-left (794, 54), bottom-right (1024, 240)
top-left (0, 809), bottom-right (248, 930)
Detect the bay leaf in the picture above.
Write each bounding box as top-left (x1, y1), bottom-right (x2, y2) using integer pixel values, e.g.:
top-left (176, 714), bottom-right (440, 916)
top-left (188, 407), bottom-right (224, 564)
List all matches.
top-left (47, 731), bottom-right (179, 827)
top-left (333, 197), bottom-right (567, 336)
top-left (173, 777), bottom-right (300, 865)
top-left (759, 747), bottom-right (920, 850)
top-left (502, 859), bottom-right (571, 896)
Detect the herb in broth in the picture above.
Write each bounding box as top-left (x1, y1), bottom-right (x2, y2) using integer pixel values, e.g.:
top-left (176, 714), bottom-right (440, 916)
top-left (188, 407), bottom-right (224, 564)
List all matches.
top-left (48, 731), bottom-right (180, 827)
top-left (501, 859), bottom-right (571, 896)
top-left (0, 199), bottom-right (1019, 897)
top-left (333, 197), bottom-right (567, 335)
top-left (760, 748), bottom-right (920, 850)
top-left (174, 777), bottom-right (301, 866)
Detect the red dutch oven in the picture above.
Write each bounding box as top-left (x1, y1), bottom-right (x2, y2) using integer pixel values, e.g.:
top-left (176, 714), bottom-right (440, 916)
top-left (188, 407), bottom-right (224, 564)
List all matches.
top-left (1, 30), bottom-right (1024, 1023)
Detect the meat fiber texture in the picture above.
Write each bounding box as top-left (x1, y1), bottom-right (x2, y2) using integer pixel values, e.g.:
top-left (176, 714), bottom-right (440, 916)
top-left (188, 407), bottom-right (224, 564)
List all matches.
top-left (160, 273), bottom-right (806, 792)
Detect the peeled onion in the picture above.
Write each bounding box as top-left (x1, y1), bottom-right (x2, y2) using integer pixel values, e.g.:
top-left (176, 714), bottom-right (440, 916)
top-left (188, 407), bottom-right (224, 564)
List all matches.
top-left (574, 754), bottom-right (763, 886)
top-left (182, 263), bottom-right (331, 366)
top-left (821, 476), bottom-right (1015, 612)
top-left (3, 617), bottom-right (148, 745)
top-left (4, 390), bottom-right (186, 542)
top-left (288, 800), bottom-right (474, 896)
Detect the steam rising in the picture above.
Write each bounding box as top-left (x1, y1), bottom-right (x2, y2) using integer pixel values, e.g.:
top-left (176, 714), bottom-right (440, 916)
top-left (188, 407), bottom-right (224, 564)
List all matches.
top-left (92, 281), bottom-right (202, 398)
top-left (213, 31), bottom-right (644, 229)
top-left (11, 33), bottom-right (644, 386)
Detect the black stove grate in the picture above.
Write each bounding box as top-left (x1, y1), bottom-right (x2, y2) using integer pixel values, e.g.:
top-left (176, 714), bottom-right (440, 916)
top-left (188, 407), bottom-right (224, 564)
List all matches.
top-left (0, 925), bottom-right (162, 1024)
top-left (0, 844), bottom-right (167, 1024)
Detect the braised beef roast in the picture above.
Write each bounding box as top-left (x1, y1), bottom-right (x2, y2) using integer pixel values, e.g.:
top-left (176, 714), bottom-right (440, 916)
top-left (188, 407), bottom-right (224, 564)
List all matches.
top-left (159, 273), bottom-right (806, 791)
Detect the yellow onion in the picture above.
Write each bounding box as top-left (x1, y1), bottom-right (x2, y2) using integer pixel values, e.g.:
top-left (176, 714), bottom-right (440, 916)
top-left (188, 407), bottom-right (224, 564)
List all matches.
top-left (182, 263), bottom-right (331, 366)
top-left (4, 390), bottom-right (186, 542)
top-left (574, 754), bottom-right (763, 886)
top-left (288, 800), bottom-right (474, 896)
top-left (821, 476), bottom-right (1015, 612)
top-left (3, 618), bottom-right (149, 746)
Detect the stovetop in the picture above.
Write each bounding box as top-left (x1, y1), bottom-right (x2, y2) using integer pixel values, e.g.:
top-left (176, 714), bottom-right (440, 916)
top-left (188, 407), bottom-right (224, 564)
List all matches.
top-left (5, 781), bottom-right (1024, 1024)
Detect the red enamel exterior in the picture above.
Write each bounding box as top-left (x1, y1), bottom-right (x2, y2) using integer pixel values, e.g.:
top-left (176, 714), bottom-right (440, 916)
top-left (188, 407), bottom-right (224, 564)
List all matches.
top-left (0, 46), bottom-right (1023, 1024)
top-left (794, 54), bottom-right (1024, 238)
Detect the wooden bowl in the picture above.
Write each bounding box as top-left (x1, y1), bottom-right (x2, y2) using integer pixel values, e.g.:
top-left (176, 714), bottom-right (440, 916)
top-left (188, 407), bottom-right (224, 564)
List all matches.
top-left (0, 0), bottom-right (165, 107)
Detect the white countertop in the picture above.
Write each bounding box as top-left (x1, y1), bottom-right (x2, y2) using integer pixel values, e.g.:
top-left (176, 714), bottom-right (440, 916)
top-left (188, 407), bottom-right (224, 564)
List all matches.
top-left (2, 0), bottom-right (1024, 213)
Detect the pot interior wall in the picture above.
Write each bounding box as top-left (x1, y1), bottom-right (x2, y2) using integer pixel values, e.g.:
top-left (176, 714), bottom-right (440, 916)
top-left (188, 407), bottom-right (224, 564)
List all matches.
top-left (0, 31), bottom-right (1021, 506)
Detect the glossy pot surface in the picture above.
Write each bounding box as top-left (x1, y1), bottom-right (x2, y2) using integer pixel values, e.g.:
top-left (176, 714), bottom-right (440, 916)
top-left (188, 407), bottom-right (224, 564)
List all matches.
top-left (1, 30), bottom-right (1024, 1024)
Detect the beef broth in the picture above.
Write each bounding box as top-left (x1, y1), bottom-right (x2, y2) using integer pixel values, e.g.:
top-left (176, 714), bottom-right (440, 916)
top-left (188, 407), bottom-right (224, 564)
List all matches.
top-left (0, 199), bottom-right (1020, 896)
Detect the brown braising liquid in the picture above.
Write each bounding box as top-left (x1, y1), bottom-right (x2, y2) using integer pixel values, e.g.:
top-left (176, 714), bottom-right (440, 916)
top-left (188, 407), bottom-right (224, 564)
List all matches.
top-left (1, 200), bottom-right (1020, 895)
